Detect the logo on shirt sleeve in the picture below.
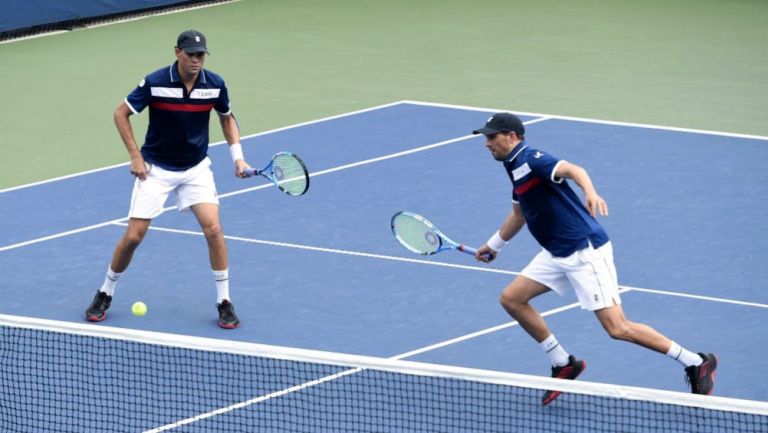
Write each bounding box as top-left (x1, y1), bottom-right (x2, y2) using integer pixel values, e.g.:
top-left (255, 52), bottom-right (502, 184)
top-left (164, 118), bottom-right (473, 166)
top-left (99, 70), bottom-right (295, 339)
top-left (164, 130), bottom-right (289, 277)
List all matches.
top-left (512, 162), bottom-right (532, 180)
top-left (533, 151), bottom-right (544, 159)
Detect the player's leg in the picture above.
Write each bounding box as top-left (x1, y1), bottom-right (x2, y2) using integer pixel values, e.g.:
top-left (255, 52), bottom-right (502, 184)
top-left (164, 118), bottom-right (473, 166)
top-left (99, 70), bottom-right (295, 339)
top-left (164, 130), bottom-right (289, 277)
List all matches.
top-left (190, 202), bottom-right (228, 271)
top-left (594, 304), bottom-right (671, 352)
top-left (111, 217), bottom-right (152, 272)
top-left (179, 158), bottom-right (239, 329)
top-left (86, 218), bottom-right (152, 322)
top-left (499, 275), bottom-right (552, 343)
top-left (86, 165), bottom-right (171, 322)
top-left (190, 203), bottom-right (239, 329)
top-left (570, 241), bottom-right (717, 395)
top-left (503, 250), bottom-right (586, 405)
top-left (594, 304), bottom-right (717, 394)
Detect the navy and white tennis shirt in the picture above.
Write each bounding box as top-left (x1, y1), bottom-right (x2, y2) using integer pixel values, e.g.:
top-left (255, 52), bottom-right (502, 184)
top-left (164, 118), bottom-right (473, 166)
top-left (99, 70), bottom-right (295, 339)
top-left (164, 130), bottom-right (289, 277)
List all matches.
top-left (503, 141), bottom-right (609, 257)
top-left (124, 61), bottom-right (231, 171)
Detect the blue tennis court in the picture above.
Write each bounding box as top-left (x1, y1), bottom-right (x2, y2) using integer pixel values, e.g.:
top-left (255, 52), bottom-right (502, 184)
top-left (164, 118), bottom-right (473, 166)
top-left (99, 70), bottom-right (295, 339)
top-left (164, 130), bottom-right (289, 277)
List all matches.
top-left (2, 102), bottom-right (767, 429)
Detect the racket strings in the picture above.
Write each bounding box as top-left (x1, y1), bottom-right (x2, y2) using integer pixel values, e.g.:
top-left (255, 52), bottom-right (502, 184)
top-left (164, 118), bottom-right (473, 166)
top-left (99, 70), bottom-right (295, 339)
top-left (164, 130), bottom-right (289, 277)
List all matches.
top-left (392, 214), bottom-right (440, 254)
top-left (272, 153), bottom-right (308, 196)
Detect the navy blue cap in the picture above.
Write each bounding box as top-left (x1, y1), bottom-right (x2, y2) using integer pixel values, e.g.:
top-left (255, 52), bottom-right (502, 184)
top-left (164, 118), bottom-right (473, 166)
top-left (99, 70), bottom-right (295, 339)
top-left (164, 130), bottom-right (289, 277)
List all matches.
top-left (176, 30), bottom-right (209, 54)
top-left (472, 112), bottom-right (525, 136)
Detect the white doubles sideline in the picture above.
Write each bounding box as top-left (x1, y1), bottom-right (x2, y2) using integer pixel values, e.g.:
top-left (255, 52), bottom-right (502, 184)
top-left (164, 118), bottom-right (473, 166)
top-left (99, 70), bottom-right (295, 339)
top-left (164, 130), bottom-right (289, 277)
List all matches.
top-left (0, 132), bottom-right (482, 253)
top-left (1, 101), bottom-right (519, 251)
top-left (0, 100), bottom-right (408, 194)
top-left (4, 100), bottom-right (766, 194)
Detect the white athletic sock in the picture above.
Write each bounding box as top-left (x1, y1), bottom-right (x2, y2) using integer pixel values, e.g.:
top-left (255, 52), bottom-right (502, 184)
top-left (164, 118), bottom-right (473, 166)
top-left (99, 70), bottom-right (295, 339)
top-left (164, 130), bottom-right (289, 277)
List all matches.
top-left (540, 334), bottom-right (570, 367)
top-left (666, 341), bottom-right (703, 367)
top-left (213, 268), bottom-right (230, 304)
top-left (99, 267), bottom-right (121, 297)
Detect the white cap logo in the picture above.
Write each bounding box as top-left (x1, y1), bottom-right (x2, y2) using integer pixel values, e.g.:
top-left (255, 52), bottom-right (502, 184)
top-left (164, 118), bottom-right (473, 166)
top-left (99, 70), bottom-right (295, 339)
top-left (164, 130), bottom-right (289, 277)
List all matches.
top-left (139, 78), bottom-right (145, 87)
top-left (195, 36), bottom-right (200, 42)
top-left (487, 116), bottom-right (493, 123)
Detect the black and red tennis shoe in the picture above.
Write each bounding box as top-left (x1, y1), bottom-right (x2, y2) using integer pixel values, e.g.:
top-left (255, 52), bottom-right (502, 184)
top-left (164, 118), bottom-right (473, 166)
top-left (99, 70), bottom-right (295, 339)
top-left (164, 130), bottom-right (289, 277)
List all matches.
top-left (542, 355), bottom-right (586, 405)
top-left (85, 290), bottom-right (112, 322)
top-left (217, 300), bottom-right (240, 329)
top-left (685, 353), bottom-right (718, 395)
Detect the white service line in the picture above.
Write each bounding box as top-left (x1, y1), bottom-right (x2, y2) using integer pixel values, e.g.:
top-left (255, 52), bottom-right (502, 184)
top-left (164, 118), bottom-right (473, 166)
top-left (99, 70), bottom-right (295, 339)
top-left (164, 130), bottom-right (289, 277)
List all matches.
top-left (114, 223), bottom-right (518, 276)
top-left (0, 131), bottom-right (489, 251)
top-left (1, 116), bottom-right (550, 252)
top-left (120, 222), bottom-right (768, 311)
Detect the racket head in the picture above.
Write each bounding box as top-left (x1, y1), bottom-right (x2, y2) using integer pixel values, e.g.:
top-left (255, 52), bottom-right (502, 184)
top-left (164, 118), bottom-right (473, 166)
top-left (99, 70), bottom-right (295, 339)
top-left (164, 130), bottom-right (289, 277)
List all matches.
top-left (390, 211), bottom-right (445, 255)
top-left (269, 152), bottom-right (309, 196)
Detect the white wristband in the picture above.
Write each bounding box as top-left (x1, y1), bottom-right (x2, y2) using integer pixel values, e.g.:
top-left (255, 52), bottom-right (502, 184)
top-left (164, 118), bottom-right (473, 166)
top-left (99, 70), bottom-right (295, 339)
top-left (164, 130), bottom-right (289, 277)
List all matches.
top-left (229, 143), bottom-right (244, 164)
top-left (486, 231), bottom-right (507, 252)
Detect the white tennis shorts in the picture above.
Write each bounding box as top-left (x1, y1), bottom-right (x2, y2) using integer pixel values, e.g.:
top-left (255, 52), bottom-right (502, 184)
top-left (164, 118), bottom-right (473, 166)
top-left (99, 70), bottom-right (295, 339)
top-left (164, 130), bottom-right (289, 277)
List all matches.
top-left (521, 241), bottom-right (621, 311)
top-left (128, 157), bottom-right (219, 219)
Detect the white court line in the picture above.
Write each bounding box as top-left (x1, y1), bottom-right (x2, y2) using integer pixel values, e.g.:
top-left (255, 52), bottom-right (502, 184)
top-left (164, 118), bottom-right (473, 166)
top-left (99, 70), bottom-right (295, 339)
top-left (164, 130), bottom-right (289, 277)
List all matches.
top-left (3, 115), bottom-right (552, 252)
top-left (6, 98), bottom-right (766, 193)
top-left (217, 133), bottom-right (480, 200)
top-left (145, 366), bottom-right (365, 432)
top-left (0, 100), bottom-right (407, 193)
top-left (123, 222), bottom-right (768, 310)
top-left (403, 100), bottom-right (768, 141)
top-left (623, 285), bottom-right (768, 309)
top-left (389, 290), bottom-right (632, 361)
top-left (145, 287), bottom-right (671, 431)
top-left (114, 223), bottom-right (518, 276)
top-left (143, 288), bottom-right (627, 432)
top-left (143, 311), bottom-right (563, 432)
top-left (0, 219), bottom-right (127, 253)
top-left (0, 125), bottom-right (505, 252)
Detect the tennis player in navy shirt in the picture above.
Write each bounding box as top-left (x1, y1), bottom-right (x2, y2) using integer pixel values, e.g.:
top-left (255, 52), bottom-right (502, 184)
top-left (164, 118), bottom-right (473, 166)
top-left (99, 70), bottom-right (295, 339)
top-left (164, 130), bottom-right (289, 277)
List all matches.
top-left (85, 30), bottom-right (250, 329)
top-left (473, 113), bottom-right (717, 403)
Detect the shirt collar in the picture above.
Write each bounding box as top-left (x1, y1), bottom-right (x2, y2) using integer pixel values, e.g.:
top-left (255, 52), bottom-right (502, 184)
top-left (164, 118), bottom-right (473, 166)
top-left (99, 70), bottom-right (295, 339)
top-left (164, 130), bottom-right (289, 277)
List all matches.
top-left (169, 62), bottom-right (179, 82)
top-left (168, 61), bottom-right (207, 84)
top-left (504, 140), bottom-right (528, 163)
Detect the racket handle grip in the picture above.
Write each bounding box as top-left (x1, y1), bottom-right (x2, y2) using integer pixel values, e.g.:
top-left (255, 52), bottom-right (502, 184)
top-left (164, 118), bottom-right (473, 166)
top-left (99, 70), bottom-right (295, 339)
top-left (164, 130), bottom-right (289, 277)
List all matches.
top-left (459, 245), bottom-right (493, 260)
top-left (243, 168), bottom-right (259, 176)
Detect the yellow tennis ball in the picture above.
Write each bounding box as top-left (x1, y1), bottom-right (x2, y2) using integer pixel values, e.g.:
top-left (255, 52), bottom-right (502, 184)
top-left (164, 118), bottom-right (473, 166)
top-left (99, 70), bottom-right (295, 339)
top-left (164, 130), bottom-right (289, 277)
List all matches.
top-left (132, 301), bottom-right (147, 317)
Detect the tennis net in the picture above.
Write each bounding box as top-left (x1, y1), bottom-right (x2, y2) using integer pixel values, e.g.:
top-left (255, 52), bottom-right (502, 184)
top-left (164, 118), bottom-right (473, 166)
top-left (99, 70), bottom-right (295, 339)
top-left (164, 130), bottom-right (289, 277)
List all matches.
top-left (1, 314), bottom-right (766, 432)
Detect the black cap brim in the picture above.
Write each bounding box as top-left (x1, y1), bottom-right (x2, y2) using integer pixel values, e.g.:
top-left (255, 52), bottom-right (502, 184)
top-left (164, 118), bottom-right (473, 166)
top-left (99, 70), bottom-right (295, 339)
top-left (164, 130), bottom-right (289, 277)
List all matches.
top-left (472, 127), bottom-right (502, 135)
top-left (181, 46), bottom-right (209, 54)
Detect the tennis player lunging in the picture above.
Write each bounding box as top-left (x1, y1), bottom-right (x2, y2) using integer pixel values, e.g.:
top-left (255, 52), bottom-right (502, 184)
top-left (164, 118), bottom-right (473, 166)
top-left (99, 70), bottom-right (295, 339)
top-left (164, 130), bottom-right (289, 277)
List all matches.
top-left (85, 30), bottom-right (249, 329)
top-left (473, 113), bottom-right (717, 404)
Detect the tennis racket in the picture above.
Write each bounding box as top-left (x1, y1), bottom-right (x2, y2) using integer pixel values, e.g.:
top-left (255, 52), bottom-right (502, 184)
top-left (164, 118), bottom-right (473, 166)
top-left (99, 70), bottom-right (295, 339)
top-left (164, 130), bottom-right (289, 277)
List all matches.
top-left (244, 152), bottom-right (309, 196)
top-left (390, 211), bottom-right (479, 256)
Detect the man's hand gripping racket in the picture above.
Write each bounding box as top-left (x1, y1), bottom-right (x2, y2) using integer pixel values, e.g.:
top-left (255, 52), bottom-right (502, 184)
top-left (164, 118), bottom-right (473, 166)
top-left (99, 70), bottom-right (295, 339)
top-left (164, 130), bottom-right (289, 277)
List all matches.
top-left (243, 152), bottom-right (310, 196)
top-left (390, 211), bottom-right (492, 259)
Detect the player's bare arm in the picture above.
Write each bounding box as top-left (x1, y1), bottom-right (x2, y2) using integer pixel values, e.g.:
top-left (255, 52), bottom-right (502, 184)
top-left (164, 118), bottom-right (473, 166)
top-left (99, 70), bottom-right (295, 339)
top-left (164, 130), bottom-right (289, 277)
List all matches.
top-left (114, 102), bottom-right (147, 180)
top-left (476, 204), bottom-right (526, 262)
top-left (554, 161), bottom-right (608, 217)
top-left (219, 113), bottom-right (250, 177)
